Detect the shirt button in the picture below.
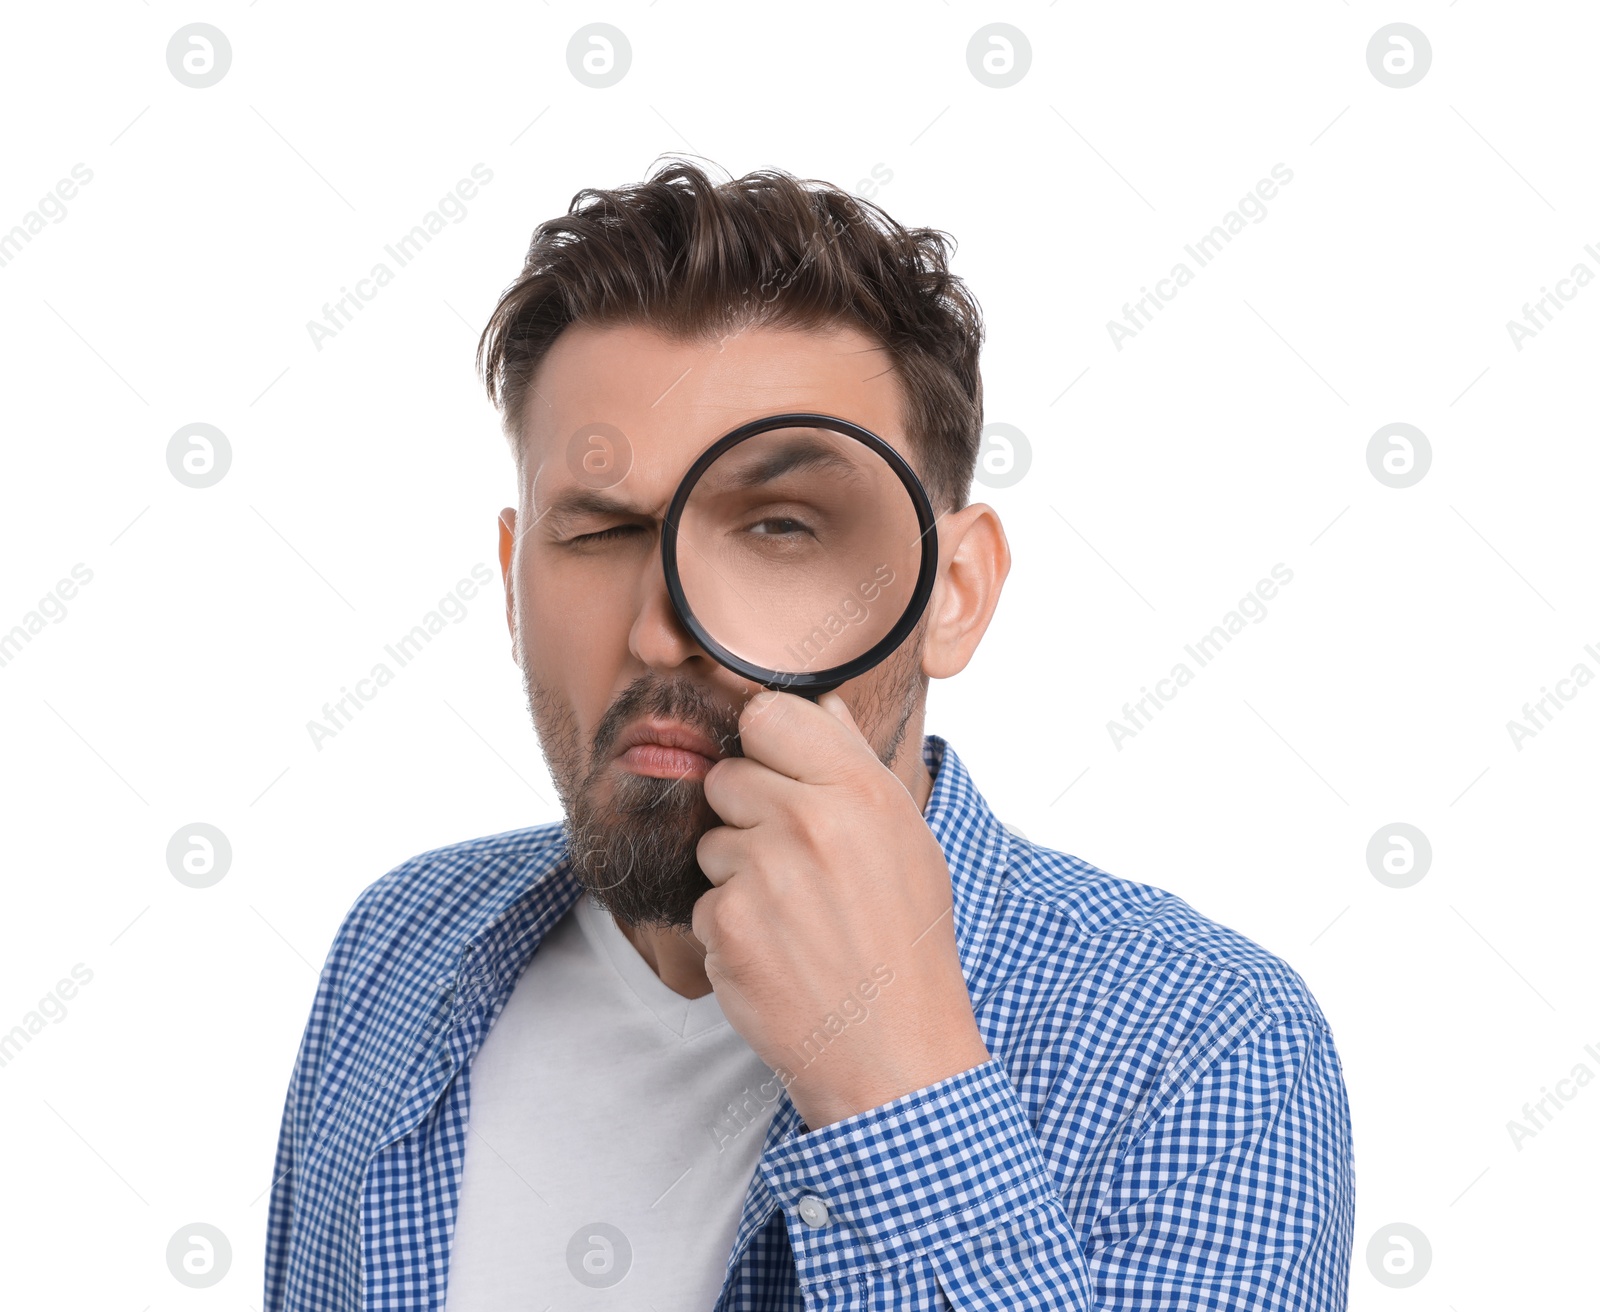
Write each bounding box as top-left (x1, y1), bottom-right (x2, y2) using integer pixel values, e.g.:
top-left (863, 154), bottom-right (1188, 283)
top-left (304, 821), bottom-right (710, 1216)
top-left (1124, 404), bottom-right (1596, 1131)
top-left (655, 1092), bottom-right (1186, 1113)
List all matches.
top-left (797, 1194), bottom-right (831, 1228)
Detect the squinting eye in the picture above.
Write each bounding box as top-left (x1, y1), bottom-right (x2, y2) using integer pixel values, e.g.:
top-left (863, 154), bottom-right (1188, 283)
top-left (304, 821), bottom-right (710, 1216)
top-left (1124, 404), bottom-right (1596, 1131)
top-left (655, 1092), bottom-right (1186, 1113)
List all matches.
top-left (570, 525), bottom-right (643, 545)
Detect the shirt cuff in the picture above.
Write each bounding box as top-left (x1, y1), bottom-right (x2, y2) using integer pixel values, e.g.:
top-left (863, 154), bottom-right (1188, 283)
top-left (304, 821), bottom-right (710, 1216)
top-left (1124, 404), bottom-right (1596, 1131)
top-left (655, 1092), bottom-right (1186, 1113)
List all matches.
top-left (756, 1057), bottom-right (1069, 1285)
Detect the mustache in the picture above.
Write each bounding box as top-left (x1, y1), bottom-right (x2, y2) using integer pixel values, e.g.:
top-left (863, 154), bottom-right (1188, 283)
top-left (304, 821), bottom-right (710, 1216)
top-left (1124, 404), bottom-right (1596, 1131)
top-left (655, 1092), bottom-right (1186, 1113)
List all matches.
top-left (587, 674), bottom-right (746, 777)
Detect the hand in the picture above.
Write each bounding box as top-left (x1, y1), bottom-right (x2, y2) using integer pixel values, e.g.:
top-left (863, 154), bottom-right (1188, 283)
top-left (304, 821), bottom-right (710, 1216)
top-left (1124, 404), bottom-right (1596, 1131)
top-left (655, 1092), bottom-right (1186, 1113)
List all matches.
top-left (691, 688), bottom-right (991, 1132)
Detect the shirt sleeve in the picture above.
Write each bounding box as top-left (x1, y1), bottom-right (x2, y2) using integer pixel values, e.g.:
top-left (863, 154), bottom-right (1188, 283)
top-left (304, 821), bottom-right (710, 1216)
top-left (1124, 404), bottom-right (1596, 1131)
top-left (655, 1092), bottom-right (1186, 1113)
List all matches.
top-left (263, 889), bottom-right (371, 1312)
top-left (755, 1013), bottom-right (1353, 1309)
top-left (263, 1033), bottom-right (308, 1311)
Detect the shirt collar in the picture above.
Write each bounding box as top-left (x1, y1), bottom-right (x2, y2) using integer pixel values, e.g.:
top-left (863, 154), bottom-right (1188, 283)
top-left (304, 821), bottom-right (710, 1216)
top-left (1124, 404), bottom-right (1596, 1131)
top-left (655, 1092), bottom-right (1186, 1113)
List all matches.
top-left (918, 733), bottom-right (1011, 998)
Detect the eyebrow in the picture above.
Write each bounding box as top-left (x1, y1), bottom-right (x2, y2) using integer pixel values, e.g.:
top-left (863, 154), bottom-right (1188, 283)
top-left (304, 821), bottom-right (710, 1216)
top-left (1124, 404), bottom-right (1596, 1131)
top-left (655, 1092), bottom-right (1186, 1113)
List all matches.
top-left (710, 434), bottom-right (864, 491)
top-left (537, 488), bottom-right (656, 535)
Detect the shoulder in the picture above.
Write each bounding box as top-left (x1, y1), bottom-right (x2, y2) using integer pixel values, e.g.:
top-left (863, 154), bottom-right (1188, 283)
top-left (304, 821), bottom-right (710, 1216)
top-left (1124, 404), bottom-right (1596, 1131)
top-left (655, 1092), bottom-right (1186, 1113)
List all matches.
top-left (990, 831), bottom-right (1334, 1044)
top-left (326, 821), bottom-right (568, 977)
top-left (276, 823), bottom-right (571, 1203)
top-left (354, 821), bottom-right (567, 923)
top-left (970, 833), bottom-right (1352, 1158)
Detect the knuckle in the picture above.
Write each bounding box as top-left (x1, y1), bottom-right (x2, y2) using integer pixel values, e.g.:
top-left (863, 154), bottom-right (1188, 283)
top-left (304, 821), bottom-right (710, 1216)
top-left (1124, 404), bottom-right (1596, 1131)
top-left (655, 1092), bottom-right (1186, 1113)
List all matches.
top-left (704, 886), bottom-right (747, 940)
top-left (696, 824), bottom-right (727, 863)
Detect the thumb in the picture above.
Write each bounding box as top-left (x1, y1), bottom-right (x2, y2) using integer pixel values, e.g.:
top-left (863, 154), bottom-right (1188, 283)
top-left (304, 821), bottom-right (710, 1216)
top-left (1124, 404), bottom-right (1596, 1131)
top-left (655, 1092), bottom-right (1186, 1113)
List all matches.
top-left (818, 689), bottom-right (864, 738)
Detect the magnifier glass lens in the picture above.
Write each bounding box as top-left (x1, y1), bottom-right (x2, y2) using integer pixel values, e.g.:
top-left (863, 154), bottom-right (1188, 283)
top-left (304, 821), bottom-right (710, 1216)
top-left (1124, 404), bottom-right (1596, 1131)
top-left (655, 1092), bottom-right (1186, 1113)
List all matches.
top-left (674, 426), bottom-right (925, 676)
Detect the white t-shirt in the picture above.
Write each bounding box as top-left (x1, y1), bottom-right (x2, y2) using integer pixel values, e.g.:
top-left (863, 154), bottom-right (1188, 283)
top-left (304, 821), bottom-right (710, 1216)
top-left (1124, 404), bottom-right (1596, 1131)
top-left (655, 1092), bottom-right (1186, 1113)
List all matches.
top-left (443, 890), bottom-right (783, 1311)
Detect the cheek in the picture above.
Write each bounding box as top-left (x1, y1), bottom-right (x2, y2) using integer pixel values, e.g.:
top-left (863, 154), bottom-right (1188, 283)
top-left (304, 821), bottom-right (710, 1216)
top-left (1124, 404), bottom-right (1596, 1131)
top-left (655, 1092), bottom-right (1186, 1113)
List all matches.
top-left (522, 560), bottom-right (630, 686)
top-left (838, 636), bottom-right (923, 752)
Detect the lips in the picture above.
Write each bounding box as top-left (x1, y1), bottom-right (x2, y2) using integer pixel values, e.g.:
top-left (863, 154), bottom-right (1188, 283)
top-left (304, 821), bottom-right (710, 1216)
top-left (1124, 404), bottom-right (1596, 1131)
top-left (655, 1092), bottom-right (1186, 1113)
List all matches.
top-left (612, 717), bottom-right (727, 780)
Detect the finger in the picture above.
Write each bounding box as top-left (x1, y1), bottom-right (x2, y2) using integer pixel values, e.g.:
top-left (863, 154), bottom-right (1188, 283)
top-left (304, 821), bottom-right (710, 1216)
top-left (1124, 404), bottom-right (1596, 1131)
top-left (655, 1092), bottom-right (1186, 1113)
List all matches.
top-left (690, 883), bottom-right (724, 952)
top-left (738, 688), bottom-right (873, 786)
top-left (817, 690), bottom-right (863, 736)
top-left (702, 756), bottom-right (802, 830)
top-left (695, 823), bottom-right (750, 888)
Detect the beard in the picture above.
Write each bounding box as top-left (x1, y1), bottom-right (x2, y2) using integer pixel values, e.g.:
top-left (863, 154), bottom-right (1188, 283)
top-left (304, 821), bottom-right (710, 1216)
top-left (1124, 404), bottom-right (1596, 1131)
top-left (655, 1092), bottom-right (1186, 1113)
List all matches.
top-left (520, 616), bottom-right (928, 932)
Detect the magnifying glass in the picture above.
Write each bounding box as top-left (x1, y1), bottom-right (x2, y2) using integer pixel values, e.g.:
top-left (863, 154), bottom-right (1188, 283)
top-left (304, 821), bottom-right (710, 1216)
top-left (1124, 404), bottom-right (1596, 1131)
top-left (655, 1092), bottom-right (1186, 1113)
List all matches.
top-left (661, 412), bottom-right (939, 701)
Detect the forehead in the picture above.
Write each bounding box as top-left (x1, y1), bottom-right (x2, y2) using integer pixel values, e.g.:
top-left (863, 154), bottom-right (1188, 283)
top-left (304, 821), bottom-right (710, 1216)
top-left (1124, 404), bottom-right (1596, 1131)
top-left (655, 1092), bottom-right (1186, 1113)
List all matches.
top-left (519, 320), bottom-right (915, 507)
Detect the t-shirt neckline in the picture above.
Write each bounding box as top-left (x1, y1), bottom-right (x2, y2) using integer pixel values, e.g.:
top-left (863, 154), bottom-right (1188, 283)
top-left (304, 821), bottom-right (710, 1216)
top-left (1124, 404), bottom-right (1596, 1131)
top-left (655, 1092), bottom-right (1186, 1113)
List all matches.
top-left (571, 891), bottom-right (731, 1041)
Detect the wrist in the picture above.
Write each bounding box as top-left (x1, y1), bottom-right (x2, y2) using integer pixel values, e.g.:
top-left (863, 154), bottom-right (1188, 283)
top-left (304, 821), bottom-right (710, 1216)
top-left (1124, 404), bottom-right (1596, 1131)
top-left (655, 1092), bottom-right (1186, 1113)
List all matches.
top-left (792, 1031), bottom-right (992, 1130)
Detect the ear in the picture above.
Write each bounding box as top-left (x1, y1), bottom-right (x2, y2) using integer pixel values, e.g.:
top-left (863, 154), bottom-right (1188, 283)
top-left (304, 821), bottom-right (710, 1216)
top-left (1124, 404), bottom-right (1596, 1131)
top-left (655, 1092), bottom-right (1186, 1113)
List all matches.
top-left (497, 507), bottom-right (519, 661)
top-left (921, 503), bottom-right (1010, 680)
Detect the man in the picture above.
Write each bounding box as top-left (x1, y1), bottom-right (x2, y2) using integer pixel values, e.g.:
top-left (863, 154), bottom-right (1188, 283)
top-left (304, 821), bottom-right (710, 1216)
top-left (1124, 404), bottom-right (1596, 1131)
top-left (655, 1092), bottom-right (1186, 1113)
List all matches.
top-left (265, 159), bottom-right (1354, 1311)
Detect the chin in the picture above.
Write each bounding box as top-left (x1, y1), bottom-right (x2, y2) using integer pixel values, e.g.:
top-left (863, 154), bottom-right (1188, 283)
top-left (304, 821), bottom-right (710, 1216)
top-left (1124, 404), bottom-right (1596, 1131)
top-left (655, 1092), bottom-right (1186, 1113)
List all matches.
top-left (565, 770), bottom-right (719, 930)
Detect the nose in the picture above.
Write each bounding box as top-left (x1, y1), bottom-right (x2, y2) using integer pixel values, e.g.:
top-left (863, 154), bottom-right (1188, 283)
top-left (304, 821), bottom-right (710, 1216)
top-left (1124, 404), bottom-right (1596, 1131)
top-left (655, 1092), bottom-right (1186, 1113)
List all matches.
top-left (627, 534), bottom-right (715, 678)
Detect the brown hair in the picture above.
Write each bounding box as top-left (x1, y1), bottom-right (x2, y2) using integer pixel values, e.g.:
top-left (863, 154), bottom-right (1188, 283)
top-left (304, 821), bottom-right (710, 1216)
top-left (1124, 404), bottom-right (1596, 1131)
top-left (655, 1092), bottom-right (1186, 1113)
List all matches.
top-left (476, 156), bottom-right (985, 513)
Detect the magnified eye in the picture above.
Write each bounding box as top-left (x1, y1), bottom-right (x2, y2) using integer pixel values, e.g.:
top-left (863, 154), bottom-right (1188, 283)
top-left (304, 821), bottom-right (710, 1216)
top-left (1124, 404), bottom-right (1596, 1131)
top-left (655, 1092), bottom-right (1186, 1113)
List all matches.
top-left (746, 516), bottom-right (815, 538)
top-left (663, 416), bottom-right (938, 685)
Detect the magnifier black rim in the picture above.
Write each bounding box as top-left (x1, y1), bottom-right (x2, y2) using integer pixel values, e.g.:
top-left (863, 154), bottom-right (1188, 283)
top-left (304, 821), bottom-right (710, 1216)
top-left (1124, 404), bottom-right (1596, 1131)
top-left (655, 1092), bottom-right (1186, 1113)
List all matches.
top-left (660, 411), bottom-right (939, 696)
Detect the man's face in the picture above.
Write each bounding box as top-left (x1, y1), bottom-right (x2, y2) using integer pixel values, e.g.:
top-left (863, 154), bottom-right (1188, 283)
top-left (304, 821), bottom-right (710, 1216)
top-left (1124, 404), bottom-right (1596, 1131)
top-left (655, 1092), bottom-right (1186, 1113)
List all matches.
top-left (499, 319), bottom-right (932, 930)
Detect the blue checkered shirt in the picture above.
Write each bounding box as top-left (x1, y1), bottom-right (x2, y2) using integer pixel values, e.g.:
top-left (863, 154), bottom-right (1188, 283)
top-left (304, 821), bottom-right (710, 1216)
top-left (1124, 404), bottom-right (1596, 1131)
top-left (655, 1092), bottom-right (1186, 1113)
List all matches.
top-left (265, 734), bottom-right (1354, 1309)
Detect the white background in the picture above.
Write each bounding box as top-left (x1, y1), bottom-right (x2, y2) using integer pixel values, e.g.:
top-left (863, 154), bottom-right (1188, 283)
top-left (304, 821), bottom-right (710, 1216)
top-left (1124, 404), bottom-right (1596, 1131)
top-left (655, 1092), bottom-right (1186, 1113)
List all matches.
top-left (1, 2), bottom-right (1595, 1307)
